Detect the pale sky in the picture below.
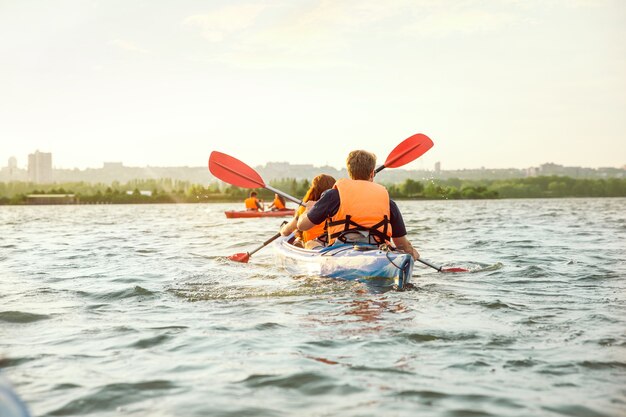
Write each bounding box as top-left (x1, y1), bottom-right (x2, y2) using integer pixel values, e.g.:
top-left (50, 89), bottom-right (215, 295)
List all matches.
top-left (1, 0), bottom-right (624, 170)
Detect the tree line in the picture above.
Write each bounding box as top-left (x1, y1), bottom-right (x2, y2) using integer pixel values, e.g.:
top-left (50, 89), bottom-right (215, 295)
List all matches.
top-left (0, 176), bottom-right (624, 205)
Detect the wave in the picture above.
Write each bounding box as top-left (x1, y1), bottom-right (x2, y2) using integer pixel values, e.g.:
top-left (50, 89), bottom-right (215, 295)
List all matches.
top-left (239, 372), bottom-right (361, 396)
top-left (85, 286), bottom-right (157, 301)
top-left (0, 310), bottom-right (50, 323)
top-left (46, 380), bottom-right (177, 416)
top-left (127, 334), bottom-right (173, 349)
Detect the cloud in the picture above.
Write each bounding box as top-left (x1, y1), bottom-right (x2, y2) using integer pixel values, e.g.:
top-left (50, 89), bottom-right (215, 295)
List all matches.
top-left (108, 39), bottom-right (149, 54)
top-left (180, 0), bottom-right (603, 69)
top-left (404, 9), bottom-right (517, 37)
top-left (183, 4), bottom-right (268, 42)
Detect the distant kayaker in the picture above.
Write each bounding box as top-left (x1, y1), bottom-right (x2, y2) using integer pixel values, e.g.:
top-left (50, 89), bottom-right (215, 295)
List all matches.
top-left (280, 174), bottom-right (336, 249)
top-left (244, 191), bottom-right (263, 211)
top-left (268, 193), bottom-right (287, 211)
top-left (297, 150), bottom-right (420, 260)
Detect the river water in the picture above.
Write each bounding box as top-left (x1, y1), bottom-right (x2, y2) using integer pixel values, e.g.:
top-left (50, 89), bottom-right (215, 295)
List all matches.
top-left (1, 199), bottom-right (624, 417)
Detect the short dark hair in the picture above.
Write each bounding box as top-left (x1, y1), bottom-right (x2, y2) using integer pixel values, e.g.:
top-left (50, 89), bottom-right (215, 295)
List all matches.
top-left (346, 150), bottom-right (376, 180)
top-left (250, 191), bottom-right (257, 197)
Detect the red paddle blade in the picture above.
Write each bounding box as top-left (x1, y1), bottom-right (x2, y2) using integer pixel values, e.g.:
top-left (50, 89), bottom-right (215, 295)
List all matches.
top-left (228, 252), bottom-right (250, 263)
top-left (209, 151), bottom-right (266, 189)
top-left (441, 267), bottom-right (469, 273)
top-left (383, 133), bottom-right (434, 168)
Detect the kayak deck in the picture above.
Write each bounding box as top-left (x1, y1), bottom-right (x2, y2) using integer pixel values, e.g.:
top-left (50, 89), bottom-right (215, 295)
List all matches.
top-left (273, 236), bottom-right (413, 289)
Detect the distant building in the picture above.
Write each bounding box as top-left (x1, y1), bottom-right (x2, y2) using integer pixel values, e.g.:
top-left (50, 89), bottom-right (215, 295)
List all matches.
top-left (126, 190), bottom-right (152, 196)
top-left (434, 162), bottom-right (441, 173)
top-left (526, 167), bottom-right (539, 177)
top-left (103, 162), bottom-right (124, 169)
top-left (7, 156), bottom-right (17, 177)
top-left (0, 156), bottom-right (27, 181)
top-left (28, 151), bottom-right (52, 183)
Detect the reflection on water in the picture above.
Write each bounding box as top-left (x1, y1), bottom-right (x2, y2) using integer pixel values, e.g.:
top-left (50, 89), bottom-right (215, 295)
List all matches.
top-left (0, 199), bottom-right (625, 417)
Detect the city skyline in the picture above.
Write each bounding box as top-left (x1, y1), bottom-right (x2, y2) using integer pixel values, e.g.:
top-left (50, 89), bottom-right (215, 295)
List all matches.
top-left (1, 1), bottom-right (624, 171)
top-left (1, 150), bottom-right (623, 186)
top-left (2, 151), bottom-right (625, 172)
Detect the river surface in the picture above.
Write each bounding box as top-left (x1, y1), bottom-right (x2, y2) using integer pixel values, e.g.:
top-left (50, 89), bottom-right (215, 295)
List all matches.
top-left (1, 199), bottom-right (625, 417)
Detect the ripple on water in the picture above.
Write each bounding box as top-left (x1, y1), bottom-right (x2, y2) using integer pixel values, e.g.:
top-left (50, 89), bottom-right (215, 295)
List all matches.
top-left (0, 310), bottom-right (50, 323)
top-left (80, 285), bottom-right (157, 301)
top-left (239, 372), bottom-right (362, 396)
top-left (542, 404), bottom-right (612, 417)
top-left (348, 365), bottom-right (414, 375)
top-left (394, 390), bottom-right (522, 414)
top-left (51, 383), bottom-right (82, 391)
top-left (400, 331), bottom-right (479, 344)
top-left (0, 356), bottom-right (41, 368)
top-left (578, 360), bottom-right (626, 371)
top-left (46, 380), bottom-right (177, 416)
top-left (126, 334), bottom-right (173, 349)
top-left (447, 361), bottom-right (492, 370)
top-left (253, 322), bottom-right (286, 330)
top-left (477, 300), bottom-right (521, 310)
top-left (503, 358), bottom-right (543, 369)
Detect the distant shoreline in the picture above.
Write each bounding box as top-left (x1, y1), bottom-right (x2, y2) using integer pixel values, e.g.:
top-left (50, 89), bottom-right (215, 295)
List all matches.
top-left (2, 195), bottom-right (626, 206)
top-left (1, 175), bottom-right (625, 205)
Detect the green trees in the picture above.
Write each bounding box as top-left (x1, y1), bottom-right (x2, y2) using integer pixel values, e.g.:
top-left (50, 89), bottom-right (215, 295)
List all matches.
top-left (0, 176), bottom-right (624, 205)
top-left (384, 176), bottom-right (625, 199)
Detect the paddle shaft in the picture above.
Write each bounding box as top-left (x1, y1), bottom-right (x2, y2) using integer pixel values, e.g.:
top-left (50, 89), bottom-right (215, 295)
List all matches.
top-left (248, 232), bottom-right (282, 256)
top-left (265, 184), bottom-right (303, 206)
top-left (417, 258), bottom-right (443, 272)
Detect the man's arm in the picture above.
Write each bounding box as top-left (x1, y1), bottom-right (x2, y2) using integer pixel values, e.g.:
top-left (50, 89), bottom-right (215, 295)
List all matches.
top-left (296, 201), bottom-right (317, 231)
top-left (388, 200), bottom-right (418, 260)
top-left (296, 189), bottom-right (340, 231)
top-left (392, 235), bottom-right (420, 260)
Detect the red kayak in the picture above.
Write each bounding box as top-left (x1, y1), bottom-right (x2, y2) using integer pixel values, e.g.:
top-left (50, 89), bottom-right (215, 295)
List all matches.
top-left (224, 209), bottom-right (295, 219)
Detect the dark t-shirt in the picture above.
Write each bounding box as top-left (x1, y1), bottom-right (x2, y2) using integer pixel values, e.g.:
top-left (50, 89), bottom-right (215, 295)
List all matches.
top-left (305, 189), bottom-right (407, 238)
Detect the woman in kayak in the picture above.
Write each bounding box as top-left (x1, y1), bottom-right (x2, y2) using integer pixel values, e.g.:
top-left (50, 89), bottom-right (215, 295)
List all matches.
top-left (280, 174), bottom-right (336, 249)
top-left (244, 191), bottom-right (263, 211)
top-left (268, 193), bottom-right (287, 211)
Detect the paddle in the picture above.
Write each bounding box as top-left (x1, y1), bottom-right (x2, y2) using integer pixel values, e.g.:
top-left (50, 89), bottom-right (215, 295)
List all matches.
top-left (417, 258), bottom-right (469, 273)
top-left (228, 232), bottom-right (282, 263)
top-left (375, 133), bottom-right (434, 174)
top-left (209, 151), bottom-right (303, 206)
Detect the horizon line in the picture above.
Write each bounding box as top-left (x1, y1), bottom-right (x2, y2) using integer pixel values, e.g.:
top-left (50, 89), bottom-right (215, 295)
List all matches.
top-left (3, 159), bottom-right (625, 172)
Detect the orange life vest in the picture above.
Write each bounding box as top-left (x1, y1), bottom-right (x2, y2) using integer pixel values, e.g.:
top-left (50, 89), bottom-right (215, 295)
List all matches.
top-left (297, 205), bottom-right (326, 242)
top-left (326, 179), bottom-right (392, 244)
top-left (244, 197), bottom-right (259, 210)
top-left (273, 196), bottom-right (286, 210)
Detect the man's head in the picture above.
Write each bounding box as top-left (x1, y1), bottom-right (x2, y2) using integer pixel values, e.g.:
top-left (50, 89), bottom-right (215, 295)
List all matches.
top-left (346, 150), bottom-right (376, 181)
top-left (250, 191), bottom-right (257, 197)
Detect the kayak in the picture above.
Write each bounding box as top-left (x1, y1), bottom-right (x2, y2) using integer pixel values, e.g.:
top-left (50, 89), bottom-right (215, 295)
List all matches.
top-left (273, 235), bottom-right (414, 289)
top-left (225, 209), bottom-right (295, 219)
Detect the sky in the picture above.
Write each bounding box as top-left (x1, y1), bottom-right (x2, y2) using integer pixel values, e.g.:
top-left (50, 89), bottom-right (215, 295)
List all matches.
top-left (0, 0), bottom-right (624, 171)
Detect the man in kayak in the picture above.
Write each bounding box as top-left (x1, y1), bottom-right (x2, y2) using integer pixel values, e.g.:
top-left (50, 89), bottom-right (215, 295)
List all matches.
top-left (244, 191), bottom-right (263, 211)
top-left (268, 193), bottom-right (287, 211)
top-left (297, 150), bottom-right (420, 260)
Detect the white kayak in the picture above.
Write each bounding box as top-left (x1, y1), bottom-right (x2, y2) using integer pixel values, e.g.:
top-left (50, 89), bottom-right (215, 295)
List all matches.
top-left (273, 235), bottom-right (414, 289)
